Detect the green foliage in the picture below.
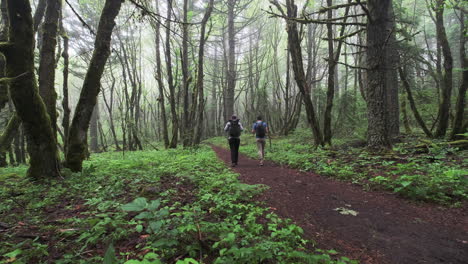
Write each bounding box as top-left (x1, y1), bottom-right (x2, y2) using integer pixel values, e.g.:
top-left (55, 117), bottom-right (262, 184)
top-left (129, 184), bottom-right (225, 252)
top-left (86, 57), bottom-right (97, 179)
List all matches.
top-left (0, 146), bottom-right (352, 263)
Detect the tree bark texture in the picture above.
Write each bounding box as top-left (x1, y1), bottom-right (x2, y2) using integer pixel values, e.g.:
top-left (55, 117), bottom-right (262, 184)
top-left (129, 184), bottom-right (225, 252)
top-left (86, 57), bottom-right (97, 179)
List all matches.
top-left (0, 0), bottom-right (8, 111)
top-left (61, 24), bottom-right (70, 153)
top-left (165, 0), bottom-right (178, 148)
top-left (225, 0), bottom-right (236, 121)
top-left (366, 0), bottom-right (392, 149)
top-left (153, 1), bottom-right (169, 148)
top-left (2, 0), bottom-right (60, 178)
top-left (38, 0), bottom-right (61, 138)
top-left (65, 0), bottom-right (123, 172)
top-left (434, 0), bottom-right (453, 138)
top-left (450, 10), bottom-right (467, 139)
top-left (181, 0), bottom-right (191, 147)
top-left (384, 3), bottom-right (399, 138)
top-left (90, 102), bottom-right (99, 152)
top-left (33, 0), bottom-right (46, 32)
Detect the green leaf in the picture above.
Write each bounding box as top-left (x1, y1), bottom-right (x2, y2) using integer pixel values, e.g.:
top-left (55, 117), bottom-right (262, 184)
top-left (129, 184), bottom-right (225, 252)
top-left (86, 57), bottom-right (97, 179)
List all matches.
top-left (122, 197), bottom-right (147, 212)
top-left (103, 244), bottom-right (117, 264)
top-left (136, 224), bottom-right (143, 233)
top-left (4, 248), bottom-right (22, 258)
top-left (147, 199), bottom-right (161, 211)
top-left (400, 181), bottom-right (412, 187)
top-left (135, 211), bottom-right (153, 220)
top-left (149, 220), bottom-right (163, 232)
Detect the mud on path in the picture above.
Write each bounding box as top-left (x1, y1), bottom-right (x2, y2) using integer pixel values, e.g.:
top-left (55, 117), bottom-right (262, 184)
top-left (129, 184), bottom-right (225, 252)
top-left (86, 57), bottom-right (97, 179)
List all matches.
top-left (211, 145), bottom-right (468, 264)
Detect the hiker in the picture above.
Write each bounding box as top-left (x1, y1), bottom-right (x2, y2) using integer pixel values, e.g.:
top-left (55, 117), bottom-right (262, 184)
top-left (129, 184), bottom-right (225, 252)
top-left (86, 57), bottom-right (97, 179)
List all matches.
top-left (252, 116), bottom-right (269, 166)
top-left (224, 115), bottom-right (244, 167)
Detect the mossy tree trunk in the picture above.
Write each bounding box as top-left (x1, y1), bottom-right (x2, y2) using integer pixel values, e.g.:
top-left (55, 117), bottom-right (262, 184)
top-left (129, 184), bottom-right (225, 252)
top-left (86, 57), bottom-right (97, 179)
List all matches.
top-left (433, 0), bottom-right (453, 138)
top-left (1, 0), bottom-right (60, 178)
top-left (450, 10), bottom-right (467, 139)
top-left (61, 17), bottom-right (71, 153)
top-left (0, 0), bottom-right (8, 111)
top-left (65, 0), bottom-right (123, 172)
top-left (38, 0), bottom-right (61, 139)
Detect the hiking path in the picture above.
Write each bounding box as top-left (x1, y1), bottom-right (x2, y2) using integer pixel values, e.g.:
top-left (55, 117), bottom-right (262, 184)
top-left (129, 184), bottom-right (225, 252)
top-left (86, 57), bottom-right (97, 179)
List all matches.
top-left (211, 145), bottom-right (468, 264)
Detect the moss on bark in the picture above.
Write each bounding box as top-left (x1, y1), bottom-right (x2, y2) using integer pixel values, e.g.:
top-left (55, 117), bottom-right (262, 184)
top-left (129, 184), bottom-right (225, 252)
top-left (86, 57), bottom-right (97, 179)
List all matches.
top-left (3, 0), bottom-right (60, 178)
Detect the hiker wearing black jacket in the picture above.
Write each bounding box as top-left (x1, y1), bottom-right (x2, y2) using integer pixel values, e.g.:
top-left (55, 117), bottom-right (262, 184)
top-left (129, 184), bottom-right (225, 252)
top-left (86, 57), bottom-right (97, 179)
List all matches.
top-left (252, 116), bottom-right (269, 166)
top-left (224, 115), bottom-right (244, 167)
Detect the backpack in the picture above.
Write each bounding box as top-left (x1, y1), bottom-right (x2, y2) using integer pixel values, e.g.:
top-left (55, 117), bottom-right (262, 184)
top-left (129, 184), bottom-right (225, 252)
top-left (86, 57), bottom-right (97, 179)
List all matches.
top-left (255, 122), bottom-right (266, 138)
top-left (229, 120), bottom-right (241, 137)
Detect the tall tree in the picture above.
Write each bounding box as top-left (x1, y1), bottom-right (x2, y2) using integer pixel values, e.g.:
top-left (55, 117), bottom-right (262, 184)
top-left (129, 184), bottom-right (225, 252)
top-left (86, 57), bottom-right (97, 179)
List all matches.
top-left (273, 0), bottom-right (324, 146)
top-left (1, 0), bottom-right (60, 178)
top-left (181, 0), bottom-right (191, 147)
top-left (65, 0), bottom-right (123, 172)
top-left (450, 9), bottom-right (467, 139)
top-left (225, 0), bottom-right (236, 121)
top-left (38, 0), bottom-right (61, 138)
top-left (366, 0), bottom-right (393, 149)
top-left (384, 3), bottom-right (399, 139)
top-left (193, 0), bottom-right (214, 145)
top-left (165, 0), bottom-right (179, 148)
top-left (433, 0), bottom-right (453, 138)
top-left (153, 1), bottom-right (169, 148)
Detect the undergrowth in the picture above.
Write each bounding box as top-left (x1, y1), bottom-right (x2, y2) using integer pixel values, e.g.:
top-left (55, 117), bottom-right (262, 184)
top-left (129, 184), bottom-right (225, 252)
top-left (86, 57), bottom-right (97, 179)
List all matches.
top-left (207, 131), bottom-right (467, 205)
top-left (0, 146), bottom-right (355, 263)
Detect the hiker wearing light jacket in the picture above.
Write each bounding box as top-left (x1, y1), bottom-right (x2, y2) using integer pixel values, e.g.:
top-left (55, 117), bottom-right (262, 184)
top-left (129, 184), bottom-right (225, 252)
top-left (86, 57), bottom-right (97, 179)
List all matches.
top-left (224, 115), bottom-right (244, 167)
top-left (252, 116), bottom-right (269, 166)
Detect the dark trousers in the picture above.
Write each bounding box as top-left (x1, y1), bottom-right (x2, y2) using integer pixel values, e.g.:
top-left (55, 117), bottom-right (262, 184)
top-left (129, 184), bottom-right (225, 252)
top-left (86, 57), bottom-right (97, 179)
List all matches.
top-left (228, 138), bottom-right (240, 164)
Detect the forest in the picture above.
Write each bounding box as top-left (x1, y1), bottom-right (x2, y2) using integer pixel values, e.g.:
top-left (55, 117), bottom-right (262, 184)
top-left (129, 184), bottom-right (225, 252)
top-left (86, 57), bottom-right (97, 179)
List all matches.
top-left (0, 0), bottom-right (466, 263)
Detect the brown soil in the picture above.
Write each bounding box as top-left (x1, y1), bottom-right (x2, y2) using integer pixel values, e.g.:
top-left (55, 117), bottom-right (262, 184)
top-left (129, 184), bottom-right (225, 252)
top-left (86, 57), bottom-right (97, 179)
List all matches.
top-left (211, 145), bottom-right (468, 264)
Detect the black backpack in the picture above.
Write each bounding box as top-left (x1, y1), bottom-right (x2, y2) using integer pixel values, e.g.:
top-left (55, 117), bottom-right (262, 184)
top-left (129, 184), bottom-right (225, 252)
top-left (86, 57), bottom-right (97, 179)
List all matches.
top-left (229, 120), bottom-right (241, 137)
top-left (255, 122), bottom-right (266, 138)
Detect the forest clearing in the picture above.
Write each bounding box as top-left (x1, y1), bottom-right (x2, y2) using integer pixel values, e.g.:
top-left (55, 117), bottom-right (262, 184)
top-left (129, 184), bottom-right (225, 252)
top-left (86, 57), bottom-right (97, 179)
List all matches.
top-left (0, 0), bottom-right (467, 263)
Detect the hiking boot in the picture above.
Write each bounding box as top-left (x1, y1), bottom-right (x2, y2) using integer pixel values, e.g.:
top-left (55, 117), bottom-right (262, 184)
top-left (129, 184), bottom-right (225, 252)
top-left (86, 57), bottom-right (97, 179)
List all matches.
top-left (231, 163), bottom-right (236, 167)
top-left (259, 160), bottom-right (264, 166)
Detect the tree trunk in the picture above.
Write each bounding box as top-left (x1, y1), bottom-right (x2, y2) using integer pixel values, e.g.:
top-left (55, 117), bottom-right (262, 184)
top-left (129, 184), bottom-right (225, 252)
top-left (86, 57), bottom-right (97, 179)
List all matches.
top-left (33, 0), bottom-right (46, 32)
top-left (398, 67), bottom-right (433, 137)
top-left (225, 0), bottom-right (236, 121)
top-left (0, 114), bottom-right (20, 154)
top-left (165, 0), bottom-right (178, 148)
top-left (323, 0), bottom-right (350, 145)
top-left (38, 0), bottom-right (61, 139)
top-left (181, 0), bottom-right (191, 147)
top-left (153, 1), bottom-right (169, 148)
top-left (0, 0), bottom-right (8, 111)
top-left (433, 0), bottom-right (453, 138)
top-left (65, 0), bottom-right (123, 172)
top-left (450, 10), bottom-right (467, 139)
top-left (193, 0), bottom-right (214, 145)
top-left (61, 21), bottom-right (70, 153)
top-left (283, 0), bottom-right (323, 146)
top-left (2, 0), bottom-right (60, 178)
top-left (385, 3), bottom-right (400, 139)
top-left (400, 92), bottom-right (412, 134)
top-left (90, 102), bottom-right (99, 152)
top-left (366, 0), bottom-right (392, 150)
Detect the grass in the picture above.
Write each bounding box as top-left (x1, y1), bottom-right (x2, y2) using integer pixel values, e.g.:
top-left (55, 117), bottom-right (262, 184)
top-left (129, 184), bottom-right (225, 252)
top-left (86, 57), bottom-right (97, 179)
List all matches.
top-left (0, 146), bottom-right (355, 264)
top-left (206, 130), bottom-right (468, 205)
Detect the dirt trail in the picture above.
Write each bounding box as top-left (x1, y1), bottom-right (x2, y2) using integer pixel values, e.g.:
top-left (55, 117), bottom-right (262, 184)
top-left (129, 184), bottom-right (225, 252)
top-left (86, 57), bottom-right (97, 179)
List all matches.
top-left (211, 145), bottom-right (468, 264)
